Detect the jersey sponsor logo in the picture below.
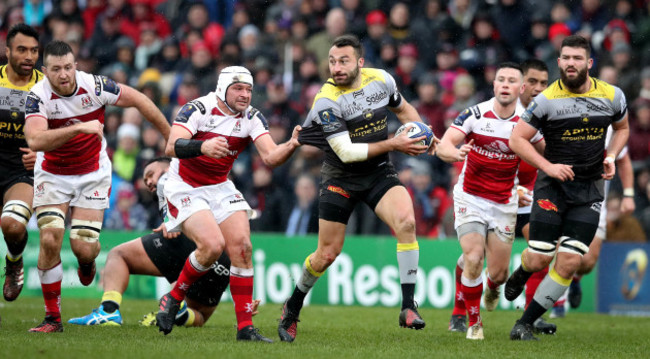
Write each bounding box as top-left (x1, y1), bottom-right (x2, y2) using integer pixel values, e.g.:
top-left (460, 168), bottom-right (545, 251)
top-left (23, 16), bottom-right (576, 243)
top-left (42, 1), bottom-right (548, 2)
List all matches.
top-left (25, 93), bottom-right (40, 114)
top-left (94, 75), bottom-right (102, 96)
top-left (471, 105), bottom-right (481, 119)
top-left (176, 102), bottom-right (200, 123)
top-left (84, 189), bottom-right (107, 201)
top-left (555, 104), bottom-right (583, 116)
top-left (212, 263), bottom-right (230, 276)
top-left (453, 109), bottom-right (472, 126)
top-left (101, 76), bottom-right (120, 95)
top-left (327, 185), bottom-right (350, 198)
top-left (342, 101), bottom-right (364, 118)
top-left (153, 237), bottom-right (163, 248)
top-left (480, 121), bottom-right (494, 133)
top-left (352, 89), bottom-right (364, 99)
top-left (318, 108), bottom-right (341, 132)
top-left (365, 91), bottom-right (387, 105)
top-left (229, 193), bottom-right (246, 204)
top-left (560, 127), bottom-right (604, 141)
top-left (537, 199), bottom-right (558, 212)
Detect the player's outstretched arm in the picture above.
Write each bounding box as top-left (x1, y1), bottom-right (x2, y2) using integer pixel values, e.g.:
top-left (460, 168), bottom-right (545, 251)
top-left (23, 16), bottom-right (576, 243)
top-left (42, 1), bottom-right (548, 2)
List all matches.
top-left (255, 125), bottom-right (302, 167)
top-left (164, 125), bottom-right (229, 159)
top-left (25, 116), bottom-right (103, 152)
top-left (603, 115), bottom-right (630, 180)
top-left (436, 127), bottom-right (471, 163)
top-left (114, 85), bottom-right (171, 140)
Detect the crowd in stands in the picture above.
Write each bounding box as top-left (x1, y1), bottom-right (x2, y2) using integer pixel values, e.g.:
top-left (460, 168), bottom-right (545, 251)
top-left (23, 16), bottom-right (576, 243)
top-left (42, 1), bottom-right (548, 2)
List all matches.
top-left (2, 0), bottom-right (649, 240)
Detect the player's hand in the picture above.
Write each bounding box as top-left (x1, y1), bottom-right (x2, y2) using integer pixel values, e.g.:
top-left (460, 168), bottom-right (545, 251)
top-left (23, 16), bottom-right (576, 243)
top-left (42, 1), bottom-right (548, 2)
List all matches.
top-left (544, 163), bottom-right (574, 182)
top-left (602, 158), bottom-right (616, 180)
top-left (201, 137), bottom-right (229, 159)
top-left (621, 196), bottom-right (635, 215)
top-left (517, 186), bottom-right (532, 207)
top-left (250, 299), bottom-right (261, 316)
top-left (20, 147), bottom-right (36, 171)
top-left (153, 223), bottom-right (180, 239)
top-left (456, 139), bottom-right (474, 162)
top-left (289, 125), bottom-right (302, 148)
top-left (393, 132), bottom-right (429, 156)
top-left (78, 120), bottom-right (104, 139)
top-left (427, 135), bottom-right (441, 155)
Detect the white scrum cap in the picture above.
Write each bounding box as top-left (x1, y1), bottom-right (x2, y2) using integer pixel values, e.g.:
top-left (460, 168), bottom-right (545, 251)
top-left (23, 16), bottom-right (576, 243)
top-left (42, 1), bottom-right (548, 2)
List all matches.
top-left (216, 66), bottom-right (254, 101)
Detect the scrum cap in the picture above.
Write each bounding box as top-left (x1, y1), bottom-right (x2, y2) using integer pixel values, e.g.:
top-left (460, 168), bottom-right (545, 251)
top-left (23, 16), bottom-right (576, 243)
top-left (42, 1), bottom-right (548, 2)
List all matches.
top-left (216, 66), bottom-right (253, 101)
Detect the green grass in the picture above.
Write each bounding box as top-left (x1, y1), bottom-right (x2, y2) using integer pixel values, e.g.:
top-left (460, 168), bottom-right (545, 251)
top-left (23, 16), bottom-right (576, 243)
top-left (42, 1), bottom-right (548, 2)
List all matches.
top-left (1, 298), bottom-right (648, 359)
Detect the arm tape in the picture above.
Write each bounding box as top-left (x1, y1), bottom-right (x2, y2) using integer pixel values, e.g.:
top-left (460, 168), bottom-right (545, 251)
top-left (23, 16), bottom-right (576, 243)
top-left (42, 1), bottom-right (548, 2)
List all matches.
top-left (174, 139), bottom-right (203, 159)
top-left (327, 134), bottom-right (368, 163)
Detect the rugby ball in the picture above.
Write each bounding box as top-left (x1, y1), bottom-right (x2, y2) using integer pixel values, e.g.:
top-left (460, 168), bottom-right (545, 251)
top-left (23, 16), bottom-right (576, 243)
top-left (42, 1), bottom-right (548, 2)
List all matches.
top-left (395, 122), bottom-right (434, 148)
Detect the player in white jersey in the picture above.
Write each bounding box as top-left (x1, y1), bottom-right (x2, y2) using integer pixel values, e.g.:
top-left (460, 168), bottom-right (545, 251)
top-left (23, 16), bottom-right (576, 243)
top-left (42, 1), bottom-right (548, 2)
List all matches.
top-left (154, 66), bottom-right (301, 342)
top-left (23, 40), bottom-right (171, 333)
top-left (437, 63), bottom-right (545, 340)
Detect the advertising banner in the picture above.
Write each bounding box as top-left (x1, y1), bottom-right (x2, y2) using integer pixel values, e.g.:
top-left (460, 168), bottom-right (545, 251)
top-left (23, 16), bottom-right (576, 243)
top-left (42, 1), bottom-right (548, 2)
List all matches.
top-left (598, 242), bottom-right (650, 316)
top-left (1, 231), bottom-right (595, 311)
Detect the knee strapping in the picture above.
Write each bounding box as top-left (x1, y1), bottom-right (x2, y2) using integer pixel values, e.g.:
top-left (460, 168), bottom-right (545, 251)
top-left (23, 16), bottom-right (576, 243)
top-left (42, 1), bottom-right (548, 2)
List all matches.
top-left (70, 219), bottom-right (102, 243)
top-left (528, 240), bottom-right (557, 257)
top-left (558, 236), bottom-right (589, 256)
top-left (36, 207), bottom-right (65, 229)
top-left (2, 200), bottom-right (33, 226)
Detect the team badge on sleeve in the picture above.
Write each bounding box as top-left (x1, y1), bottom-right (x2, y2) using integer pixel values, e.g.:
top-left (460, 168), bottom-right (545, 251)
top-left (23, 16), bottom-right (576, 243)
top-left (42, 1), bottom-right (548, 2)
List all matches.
top-left (248, 107), bottom-right (269, 130)
top-left (318, 108), bottom-right (341, 133)
top-left (176, 102), bottom-right (200, 123)
top-left (25, 92), bottom-right (41, 114)
top-left (101, 76), bottom-right (120, 95)
top-left (521, 101), bottom-right (537, 123)
top-left (453, 108), bottom-right (472, 126)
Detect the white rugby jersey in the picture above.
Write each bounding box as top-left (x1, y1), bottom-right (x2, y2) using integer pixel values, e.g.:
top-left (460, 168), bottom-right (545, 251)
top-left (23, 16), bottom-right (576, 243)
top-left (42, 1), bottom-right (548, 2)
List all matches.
top-left (452, 98), bottom-right (542, 204)
top-left (169, 92), bottom-right (269, 187)
top-left (25, 71), bottom-right (121, 175)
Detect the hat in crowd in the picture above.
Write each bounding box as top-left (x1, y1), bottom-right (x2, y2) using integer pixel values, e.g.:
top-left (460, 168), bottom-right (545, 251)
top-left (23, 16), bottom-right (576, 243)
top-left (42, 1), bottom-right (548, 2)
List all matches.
top-left (548, 22), bottom-right (571, 41)
top-left (181, 73), bottom-right (197, 85)
top-left (117, 183), bottom-right (136, 200)
top-left (417, 73), bottom-right (438, 87)
top-left (115, 36), bottom-right (136, 50)
top-left (117, 123), bottom-right (141, 141)
top-left (438, 42), bottom-right (457, 55)
top-left (611, 42), bottom-right (631, 55)
top-left (366, 10), bottom-right (387, 26)
top-left (239, 24), bottom-right (260, 41)
top-left (269, 74), bottom-right (284, 87)
top-left (277, 16), bottom-right (292, 30)
top-left (531, 12), bottom-right (550, 25)
top-left (138, 68), bottom-right (161, 87)
top-left (191, 41), bottom-right (211, 54)
top-left (398, 43), bottom-right (418, 58)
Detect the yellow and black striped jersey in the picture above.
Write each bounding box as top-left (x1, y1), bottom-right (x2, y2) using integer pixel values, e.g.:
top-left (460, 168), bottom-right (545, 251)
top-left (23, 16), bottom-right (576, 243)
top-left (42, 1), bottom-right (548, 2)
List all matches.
top-left (0, 64), bottom-right (43, 169)
top-left (298, 68), bottom-right (403, 176)
top-left (521, 77), bottom-right (627, 181)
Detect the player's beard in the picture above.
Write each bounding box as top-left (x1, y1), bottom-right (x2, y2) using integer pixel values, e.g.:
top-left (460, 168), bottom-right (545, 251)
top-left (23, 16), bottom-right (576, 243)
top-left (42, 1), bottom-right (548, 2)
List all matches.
top-left (9, 54), bottom-right (34, 77)
top-left (333, 66), bottom-right (360, 87)
top-left (560, 65), bottom-right (589, 91)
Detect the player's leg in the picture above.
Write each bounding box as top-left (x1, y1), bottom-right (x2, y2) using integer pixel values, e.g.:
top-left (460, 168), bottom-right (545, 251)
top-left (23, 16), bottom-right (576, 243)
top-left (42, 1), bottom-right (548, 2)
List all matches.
top-left (279, 178), bottom-right (354, 342)
top-left (374, 185), bottom-right (426, 329)
top-left (182, 297), bottom-right (216, 327)
top-left (456, 228), bottom-right (487, 340)
top-left (69, 237), bottom-right (163, 326)
top-left (220, 211), bottom-right (271, 342)
top-left (449, 254), bottom-right (467, 332)
top-left (157, 210), bottom-right (225, 335)
top-left (484, 230), bottom-right (513, 310)
top-left (69, 207), bottom-right (104, 286)
top-left (29, 203), bottom-right (68, 333)
top-left (2, 181), bottom-right (34, 301)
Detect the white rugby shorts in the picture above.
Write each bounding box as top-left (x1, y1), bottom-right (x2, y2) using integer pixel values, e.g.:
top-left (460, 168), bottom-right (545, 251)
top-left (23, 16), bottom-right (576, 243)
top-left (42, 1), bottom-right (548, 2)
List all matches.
top-left (453, 186), bottom-right (517, 243)
top-left (33, 155), bottom-right (112, 210)
top-left (163, 177), bottom-right (253, 232)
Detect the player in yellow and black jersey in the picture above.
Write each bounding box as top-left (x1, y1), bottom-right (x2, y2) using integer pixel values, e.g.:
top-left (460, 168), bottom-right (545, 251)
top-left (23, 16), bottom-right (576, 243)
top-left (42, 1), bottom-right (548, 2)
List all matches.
top-left (278, 35), bottom-right (439, 343)
top-left (0, 24), bottom-right (42, 302)
top-left (505, 35), bottom-right (629, 341)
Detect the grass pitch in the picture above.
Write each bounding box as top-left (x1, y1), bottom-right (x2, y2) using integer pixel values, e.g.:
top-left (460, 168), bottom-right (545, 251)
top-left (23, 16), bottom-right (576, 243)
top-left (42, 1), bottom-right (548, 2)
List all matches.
top-left (1, 298), bottom-right (648, 359)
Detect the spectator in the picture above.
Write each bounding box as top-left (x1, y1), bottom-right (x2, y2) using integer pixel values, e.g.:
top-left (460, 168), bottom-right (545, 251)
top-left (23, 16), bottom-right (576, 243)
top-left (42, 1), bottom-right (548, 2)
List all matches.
top-left (606, 192), bottom-right (647, 242)
top-left (404, 159), bottom-right (452, 239)
top-left (491, 0), bottom-right (531, 62)
top-left (261, 75), bottom-right (303, 137)
top-left (387, 2), bottom-right (411, 41)
top-left (411, 0), bottom-right (461, 69)
top-left (362, 10), bottom-right (389, 67)
top-left (306, 7), bottom-right (346, 64)
top-left (104, 183), bottom-right (149, 230)
top-left (121, 0), bottom-right (171, 46)
top-left (628, 99), bottom-right (650, 162)
top-left (393, 43), bottom-right (426, 102)
top-left (113, 121), bottom-right (141, 182)
top-left (134, 24), bottom-right (162, 71)
top-left (413, 74), bottom-right (447, 137)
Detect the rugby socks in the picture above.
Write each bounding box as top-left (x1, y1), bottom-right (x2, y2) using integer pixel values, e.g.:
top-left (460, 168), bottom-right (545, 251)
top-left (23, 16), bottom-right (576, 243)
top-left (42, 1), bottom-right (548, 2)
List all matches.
top-left (461, 273), bottom-right (483, 327)
top-left (170, 251), bottom-right (210, 301)
top-left (6, 232), bottom-right (28, 261)
top-left (288, 254), bottom-right (323, 313)
top-left (38, 261), bottom-right (63, 321)
top-left (452, 255), bottom-right (467, 316)
top-left (397, 242), bottom-right (419, 310)
top-left (525, 266), bottom-right (549, 308)
top-left (230, 266), bottom-right (254, 330)
top-left (522, 267), bottom-right (571, 324)
top-left (101, 291), bottom-right (123, 313)
top-left (486, 272), bottom-right (499, 291)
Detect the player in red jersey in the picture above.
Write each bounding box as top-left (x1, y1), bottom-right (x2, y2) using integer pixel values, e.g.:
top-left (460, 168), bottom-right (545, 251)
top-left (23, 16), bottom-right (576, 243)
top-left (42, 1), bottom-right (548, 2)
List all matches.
top-left (438, 62), bottom-right (544, 340)
top-left (154, 66), bottom-right (301, 342)
top-left (23, 40), bottom-right (170, 333)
